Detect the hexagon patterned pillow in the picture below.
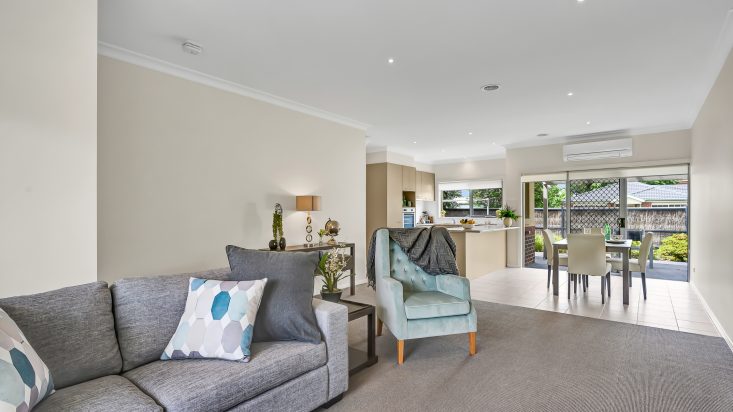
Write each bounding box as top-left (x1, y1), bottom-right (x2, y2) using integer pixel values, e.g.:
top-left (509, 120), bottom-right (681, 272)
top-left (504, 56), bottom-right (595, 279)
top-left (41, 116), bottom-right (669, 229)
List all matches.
top-left (161, 278), bottom-right (268, 362)
top-left (0, 308), bottom-right (54, 411)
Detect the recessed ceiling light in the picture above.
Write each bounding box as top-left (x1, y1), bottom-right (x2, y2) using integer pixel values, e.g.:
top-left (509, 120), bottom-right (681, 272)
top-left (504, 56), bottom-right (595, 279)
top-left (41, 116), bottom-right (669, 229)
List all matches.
top-left (482, 84), bottom-right (500, 92)
top-left (537, 133), bottom-right (549, 137)
top-left (577, 0), bottom-right (585, 3)
top-left (468, 131), bottom-right (473, 135)
top-left (492, 142), bottom-right (497, 145)
top-left (586, 121), bottom-right (591, 125)
top-left (387, 58), bottom-right (395, 64)
top-left (412, 141), bottom-right (417, 144)
top-left (567, 92), bottom-right (574, 96)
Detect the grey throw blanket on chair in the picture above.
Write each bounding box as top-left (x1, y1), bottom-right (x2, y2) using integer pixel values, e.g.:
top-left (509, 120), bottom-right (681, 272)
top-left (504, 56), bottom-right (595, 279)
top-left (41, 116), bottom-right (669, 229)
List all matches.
top-left (367, 226), bottom-right (459, 289)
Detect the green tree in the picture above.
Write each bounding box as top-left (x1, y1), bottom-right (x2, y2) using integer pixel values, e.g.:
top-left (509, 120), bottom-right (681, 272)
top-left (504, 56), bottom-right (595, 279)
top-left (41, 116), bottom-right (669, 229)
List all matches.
top-left (441, 190), bottom-right (462, 209)
top-left (472, 188), bottom-right (502, 209)
top-left (533, 183), bottom-right (566, 208)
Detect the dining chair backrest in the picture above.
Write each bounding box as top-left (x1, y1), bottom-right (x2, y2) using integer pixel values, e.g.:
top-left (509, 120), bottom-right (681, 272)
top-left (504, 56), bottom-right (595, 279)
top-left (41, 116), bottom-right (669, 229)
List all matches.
top-left (542, 229), bottom-right (555, 264)
top-left (567, 234), bottom-right (608, 276)
top-left (638, 232), bottom-right (654, 270)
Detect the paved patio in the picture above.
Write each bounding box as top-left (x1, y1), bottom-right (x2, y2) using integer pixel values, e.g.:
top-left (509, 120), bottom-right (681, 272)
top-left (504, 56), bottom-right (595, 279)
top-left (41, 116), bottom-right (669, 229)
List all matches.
top-left (528, 253), bottom-right (688, 282)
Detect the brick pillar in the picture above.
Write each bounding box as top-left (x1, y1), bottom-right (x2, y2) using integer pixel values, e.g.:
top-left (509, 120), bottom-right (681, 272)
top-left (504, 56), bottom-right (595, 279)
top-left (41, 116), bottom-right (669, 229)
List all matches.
top-left (524, 226), bottom-right (536, 265)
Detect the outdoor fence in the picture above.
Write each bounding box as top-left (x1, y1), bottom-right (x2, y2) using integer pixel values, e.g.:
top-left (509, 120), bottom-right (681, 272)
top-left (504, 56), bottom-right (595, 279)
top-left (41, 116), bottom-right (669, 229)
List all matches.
top-left (534, 207), bottom-right (688, 244)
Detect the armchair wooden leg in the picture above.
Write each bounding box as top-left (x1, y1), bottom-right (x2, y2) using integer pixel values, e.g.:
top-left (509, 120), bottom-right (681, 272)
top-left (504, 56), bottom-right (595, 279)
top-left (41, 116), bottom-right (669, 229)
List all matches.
top-left (468, 332), bottom-right (477, 356)
top-left (377, 318), bottom-right (383, 337)
top-left (397, 340), bottom-right (404, 365)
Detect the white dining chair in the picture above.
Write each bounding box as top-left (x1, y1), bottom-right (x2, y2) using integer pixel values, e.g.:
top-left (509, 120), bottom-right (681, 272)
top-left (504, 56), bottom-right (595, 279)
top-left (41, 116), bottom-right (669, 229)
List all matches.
top-left (608, 232), bottom-right (654, 300)
top-left (542, 229), bottom-right (568, 289)
top-left (567, 234), bottom-right (613, 303)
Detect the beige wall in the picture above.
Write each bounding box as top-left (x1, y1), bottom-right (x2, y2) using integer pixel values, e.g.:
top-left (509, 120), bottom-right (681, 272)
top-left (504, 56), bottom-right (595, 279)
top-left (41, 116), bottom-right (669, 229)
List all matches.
top-left (0, 1), bottom-right (97, 297)
top-left (433, 158), bottom-right (506, 183)
top-left (690, 48), bottom-right (733, 344)
top-left (98, 56), bottom-right (366, 284)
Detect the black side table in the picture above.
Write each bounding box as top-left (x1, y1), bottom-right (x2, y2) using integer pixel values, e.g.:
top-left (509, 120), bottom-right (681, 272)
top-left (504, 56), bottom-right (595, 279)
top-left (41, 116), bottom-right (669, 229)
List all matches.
top-left (339, 299), bottom-right (378, 375)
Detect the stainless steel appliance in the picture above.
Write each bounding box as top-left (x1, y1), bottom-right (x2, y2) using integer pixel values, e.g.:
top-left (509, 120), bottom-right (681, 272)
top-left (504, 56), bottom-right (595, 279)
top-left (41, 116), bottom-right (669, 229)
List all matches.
top-left (402, 207), bottom-right (416, 228)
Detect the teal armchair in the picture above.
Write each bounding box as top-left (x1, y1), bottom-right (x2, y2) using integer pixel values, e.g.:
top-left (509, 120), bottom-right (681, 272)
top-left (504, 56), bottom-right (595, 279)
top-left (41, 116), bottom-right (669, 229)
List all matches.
top-left (374, 229), bottom-right (477, 364)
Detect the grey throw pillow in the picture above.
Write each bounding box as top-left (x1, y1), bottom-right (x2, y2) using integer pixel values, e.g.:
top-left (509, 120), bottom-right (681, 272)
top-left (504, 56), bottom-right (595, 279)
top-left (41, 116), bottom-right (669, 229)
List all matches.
top-left (225, 246), bottom-right (321, 344)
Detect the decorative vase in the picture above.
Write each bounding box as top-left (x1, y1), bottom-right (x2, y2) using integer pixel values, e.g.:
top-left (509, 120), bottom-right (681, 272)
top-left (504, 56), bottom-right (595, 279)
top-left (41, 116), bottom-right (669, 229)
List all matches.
top-left (320, 289), bottom-right (342, 303)
top-left (279, 237), bottom-right (287, 250)
top-left (503, 217), bottom-right (514, 227)
top-left (268, 240), bottom-right (278, 250)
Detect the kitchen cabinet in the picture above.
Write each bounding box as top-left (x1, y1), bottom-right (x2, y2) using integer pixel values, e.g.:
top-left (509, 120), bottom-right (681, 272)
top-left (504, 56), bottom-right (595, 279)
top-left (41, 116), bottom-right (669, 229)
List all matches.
top-left (366, 163), bottom-right (406, 246)
top-left (402, 166), bottom-right (416, 192)
top-left (416, 171), bottom-right (435, 201)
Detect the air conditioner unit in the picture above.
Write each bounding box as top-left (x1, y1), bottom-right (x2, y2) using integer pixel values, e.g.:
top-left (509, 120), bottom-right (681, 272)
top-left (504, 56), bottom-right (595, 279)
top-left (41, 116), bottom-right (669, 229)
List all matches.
top-left (563, 138), bottom-right (632, 162)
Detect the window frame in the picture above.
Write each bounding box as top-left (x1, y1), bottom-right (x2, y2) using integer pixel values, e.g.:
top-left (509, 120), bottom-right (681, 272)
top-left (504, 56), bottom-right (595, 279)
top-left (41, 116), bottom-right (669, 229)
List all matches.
top-left (439, 181), bottom-right (503, 218)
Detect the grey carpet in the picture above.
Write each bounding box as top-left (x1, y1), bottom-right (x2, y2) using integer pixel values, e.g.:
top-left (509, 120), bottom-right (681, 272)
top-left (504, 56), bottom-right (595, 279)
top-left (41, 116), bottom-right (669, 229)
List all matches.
top-left (328, 300), bottom-right (733, 412)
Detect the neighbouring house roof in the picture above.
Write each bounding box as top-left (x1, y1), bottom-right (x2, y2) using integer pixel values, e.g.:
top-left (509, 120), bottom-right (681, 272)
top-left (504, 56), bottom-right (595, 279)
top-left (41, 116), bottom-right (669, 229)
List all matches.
top-left (571, 182), bottom-right (688, 203)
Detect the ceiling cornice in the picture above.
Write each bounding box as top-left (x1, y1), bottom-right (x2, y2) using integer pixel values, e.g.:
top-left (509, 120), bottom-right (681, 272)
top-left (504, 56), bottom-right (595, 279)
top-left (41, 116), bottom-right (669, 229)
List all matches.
top-left (97, 42), bottom-right (371, 131)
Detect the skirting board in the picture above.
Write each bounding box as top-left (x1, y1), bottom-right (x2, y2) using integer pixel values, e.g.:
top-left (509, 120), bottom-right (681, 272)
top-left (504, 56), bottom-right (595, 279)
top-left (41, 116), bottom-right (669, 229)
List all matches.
top-left (691, 281), bottom-right (733, 353)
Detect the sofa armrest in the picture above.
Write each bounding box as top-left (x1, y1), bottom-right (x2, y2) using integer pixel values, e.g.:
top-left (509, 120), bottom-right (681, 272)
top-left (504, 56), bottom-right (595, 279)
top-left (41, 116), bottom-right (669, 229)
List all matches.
top-left (436, 274), bottom-right (471, 301)
top-left (313, 298), bottom-right (348, 401)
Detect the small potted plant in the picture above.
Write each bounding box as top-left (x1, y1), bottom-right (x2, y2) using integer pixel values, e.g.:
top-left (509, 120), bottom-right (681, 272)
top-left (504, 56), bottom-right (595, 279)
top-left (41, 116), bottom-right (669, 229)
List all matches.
top-left (315, 248), bottom-right (348, 302)
top-left (496, 205), bottom-right (519, 227)
top-left (317, 229), bottom-right (327, 245)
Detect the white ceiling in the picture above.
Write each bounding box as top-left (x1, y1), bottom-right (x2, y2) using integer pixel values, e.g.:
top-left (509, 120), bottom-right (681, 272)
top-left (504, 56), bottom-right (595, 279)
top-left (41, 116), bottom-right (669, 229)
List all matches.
top-left (99, 0), bottom-right (733, 164)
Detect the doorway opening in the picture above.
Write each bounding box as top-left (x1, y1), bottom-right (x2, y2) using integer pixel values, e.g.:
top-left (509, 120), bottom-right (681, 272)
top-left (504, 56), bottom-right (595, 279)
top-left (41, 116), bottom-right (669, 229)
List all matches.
top-left (524, 167), bottom-right (689, 282)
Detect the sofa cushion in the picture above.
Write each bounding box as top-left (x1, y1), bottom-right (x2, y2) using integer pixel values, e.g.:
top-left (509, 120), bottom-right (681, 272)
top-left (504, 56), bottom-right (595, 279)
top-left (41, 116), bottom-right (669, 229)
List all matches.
top-left (34, 375), bottom-right (162, 412)
top-left (0, 308), bottom-right (54, 410)
top-left (162, 278), bottom-right (267, 362)
top-left (0, 282), bottom-right (122, 389)
top-left (403, 291), bottom-right (471, 320)
top-left (124, 340), bottom-right (327, 412)
top-left (226, 246), bottom-right (321, 344)
top-left (110, 269), bottom-right (231, 371)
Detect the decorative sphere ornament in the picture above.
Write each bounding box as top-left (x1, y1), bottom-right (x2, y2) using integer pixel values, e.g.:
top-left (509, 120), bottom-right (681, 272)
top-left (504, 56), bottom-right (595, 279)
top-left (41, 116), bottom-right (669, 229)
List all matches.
top-left (324, 218), bottom-right (340, 244)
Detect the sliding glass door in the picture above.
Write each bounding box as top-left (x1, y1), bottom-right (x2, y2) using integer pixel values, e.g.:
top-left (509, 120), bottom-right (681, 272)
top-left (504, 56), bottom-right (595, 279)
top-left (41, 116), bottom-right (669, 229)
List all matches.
top-left (568, 177), bottom-right (623, 235)
top-left (522, 165), bottom-right (689, 281)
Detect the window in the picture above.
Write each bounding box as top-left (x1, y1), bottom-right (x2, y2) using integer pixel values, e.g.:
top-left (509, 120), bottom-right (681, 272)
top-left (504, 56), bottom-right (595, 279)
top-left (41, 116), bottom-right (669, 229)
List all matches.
top-left (440, 180), bottom-right (502, 217)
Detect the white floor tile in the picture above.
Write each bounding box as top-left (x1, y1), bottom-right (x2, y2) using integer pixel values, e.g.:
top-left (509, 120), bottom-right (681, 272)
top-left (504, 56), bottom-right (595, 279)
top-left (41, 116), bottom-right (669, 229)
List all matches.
top-left (469, 267), bottom-right (720, 338)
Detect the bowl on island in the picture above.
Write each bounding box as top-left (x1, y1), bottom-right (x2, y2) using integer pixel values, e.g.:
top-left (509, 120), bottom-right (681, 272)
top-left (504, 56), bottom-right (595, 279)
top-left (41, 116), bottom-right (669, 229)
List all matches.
top-left (459, 219), bottom-right (476, 230)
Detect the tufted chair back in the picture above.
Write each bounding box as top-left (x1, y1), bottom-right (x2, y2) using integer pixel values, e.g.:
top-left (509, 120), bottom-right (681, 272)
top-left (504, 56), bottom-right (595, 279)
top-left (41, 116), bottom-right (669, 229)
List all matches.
top-left (386, 237), bottom-right (438, 293)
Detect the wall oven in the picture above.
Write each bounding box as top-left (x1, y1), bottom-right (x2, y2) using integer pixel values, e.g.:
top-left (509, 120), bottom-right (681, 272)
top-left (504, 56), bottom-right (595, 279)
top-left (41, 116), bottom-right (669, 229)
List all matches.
top-left (402, 207), bottom-right (416, 228)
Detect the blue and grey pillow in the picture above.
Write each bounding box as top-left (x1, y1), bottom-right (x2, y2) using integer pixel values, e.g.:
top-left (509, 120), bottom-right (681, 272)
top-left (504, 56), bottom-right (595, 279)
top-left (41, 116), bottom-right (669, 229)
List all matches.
top-left (161, 278), bottom-right (268, 362)
top-left (0, 308), bottom-right (54, 411)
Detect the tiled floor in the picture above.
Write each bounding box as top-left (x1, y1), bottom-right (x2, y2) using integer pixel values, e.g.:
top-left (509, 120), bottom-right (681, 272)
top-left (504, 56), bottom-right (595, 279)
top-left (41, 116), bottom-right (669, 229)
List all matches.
top-left (469, 267), bottom-right (721, 337)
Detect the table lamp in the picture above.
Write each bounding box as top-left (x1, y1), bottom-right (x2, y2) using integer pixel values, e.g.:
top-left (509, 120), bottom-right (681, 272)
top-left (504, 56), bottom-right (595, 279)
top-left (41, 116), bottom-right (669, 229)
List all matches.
top-left (296, 195), bottom-right (321, 246)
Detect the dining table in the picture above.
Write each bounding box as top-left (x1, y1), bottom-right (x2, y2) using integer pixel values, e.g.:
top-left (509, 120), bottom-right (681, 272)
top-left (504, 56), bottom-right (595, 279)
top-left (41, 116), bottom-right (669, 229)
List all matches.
top-left (552, 238), bottom-right (633, 305)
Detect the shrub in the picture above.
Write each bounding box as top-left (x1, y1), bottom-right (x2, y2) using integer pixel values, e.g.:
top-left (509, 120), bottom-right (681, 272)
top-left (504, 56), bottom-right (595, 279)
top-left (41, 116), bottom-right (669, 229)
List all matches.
top-left (534, 231), bottom-right (562, 253)
top-left (655, 233), bottom-right (688, 262)
top-left (629, 240), bottom-right (641, 259)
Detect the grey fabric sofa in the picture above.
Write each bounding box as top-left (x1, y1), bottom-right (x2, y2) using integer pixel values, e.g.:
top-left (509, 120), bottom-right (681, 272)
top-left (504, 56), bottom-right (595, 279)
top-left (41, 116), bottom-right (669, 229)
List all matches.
top-left (0, 268), bottom-right (348, 412)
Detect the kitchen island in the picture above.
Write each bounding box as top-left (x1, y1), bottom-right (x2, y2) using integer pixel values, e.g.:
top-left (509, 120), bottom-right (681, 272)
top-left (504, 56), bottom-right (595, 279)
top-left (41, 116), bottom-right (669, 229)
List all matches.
top-left (447, 226), bottom-right (521, 279)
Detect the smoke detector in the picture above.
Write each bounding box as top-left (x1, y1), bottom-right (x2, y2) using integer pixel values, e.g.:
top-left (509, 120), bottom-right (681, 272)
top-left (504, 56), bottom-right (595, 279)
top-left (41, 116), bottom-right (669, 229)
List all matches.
top-left (182, 41), bottom-right (203, 55)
